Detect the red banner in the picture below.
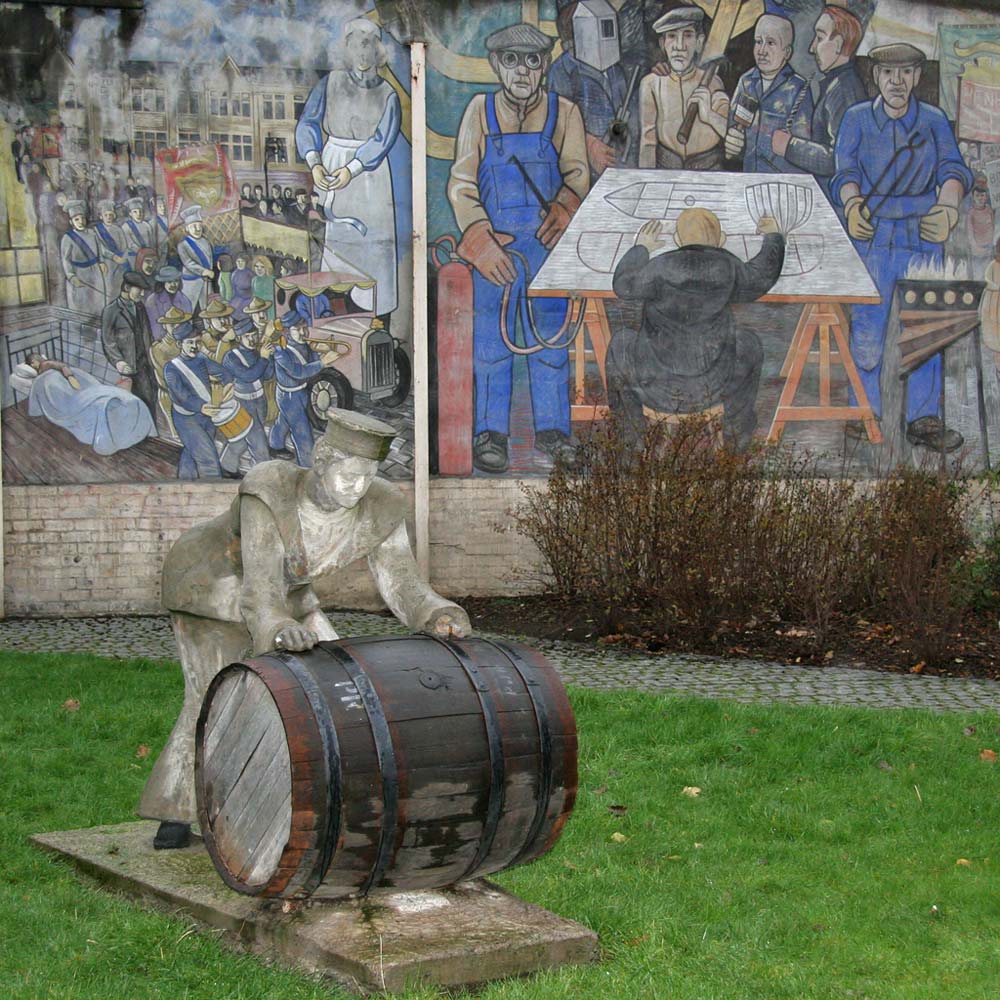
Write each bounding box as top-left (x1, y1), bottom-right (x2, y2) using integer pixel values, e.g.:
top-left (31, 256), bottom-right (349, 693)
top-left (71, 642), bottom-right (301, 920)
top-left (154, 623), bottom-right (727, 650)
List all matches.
top-left (959, 72), bottom-right (1000, 143)
top-left (155, 143), bottom-right (238, 229)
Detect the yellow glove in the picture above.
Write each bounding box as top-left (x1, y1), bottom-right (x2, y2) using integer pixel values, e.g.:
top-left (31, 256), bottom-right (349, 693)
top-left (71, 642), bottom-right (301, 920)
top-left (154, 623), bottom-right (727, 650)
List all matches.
top-left (919, 204), bottom-right (959, 244)
top-left (844, 196), bottom-right (874, 241)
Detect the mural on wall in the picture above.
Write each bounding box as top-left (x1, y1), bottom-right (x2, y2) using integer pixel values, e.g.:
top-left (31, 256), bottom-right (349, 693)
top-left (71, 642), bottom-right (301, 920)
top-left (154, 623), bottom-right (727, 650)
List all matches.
top-left (425, 0), bottom-right (1000, 477)
top-left (0, 0), bottom-right (414, 486)
top-left (3, 0), bottom-right (1000, 486)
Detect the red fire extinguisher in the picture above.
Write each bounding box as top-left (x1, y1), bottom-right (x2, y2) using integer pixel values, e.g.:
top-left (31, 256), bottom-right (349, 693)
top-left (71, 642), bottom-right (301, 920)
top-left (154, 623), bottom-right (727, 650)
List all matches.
top-left (431, 235), bottom-right (474, 476)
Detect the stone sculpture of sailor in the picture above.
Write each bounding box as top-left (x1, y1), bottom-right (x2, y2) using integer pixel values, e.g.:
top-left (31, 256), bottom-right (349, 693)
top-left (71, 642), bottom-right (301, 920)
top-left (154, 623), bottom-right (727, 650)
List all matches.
top-left (141, 409), bottom-right (471, 848)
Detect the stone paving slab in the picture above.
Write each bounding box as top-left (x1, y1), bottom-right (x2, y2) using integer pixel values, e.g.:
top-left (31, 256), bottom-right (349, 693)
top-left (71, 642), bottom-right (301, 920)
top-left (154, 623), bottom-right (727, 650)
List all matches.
top-left (2, 612), bottom-right (998, 716)
top-left (32, 822), bottom-right (597, 995)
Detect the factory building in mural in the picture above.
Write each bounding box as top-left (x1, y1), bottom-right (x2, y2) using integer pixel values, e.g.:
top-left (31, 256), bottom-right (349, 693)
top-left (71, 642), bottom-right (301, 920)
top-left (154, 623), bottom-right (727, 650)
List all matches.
top-left (3, 0), bottom-right (1000, 489)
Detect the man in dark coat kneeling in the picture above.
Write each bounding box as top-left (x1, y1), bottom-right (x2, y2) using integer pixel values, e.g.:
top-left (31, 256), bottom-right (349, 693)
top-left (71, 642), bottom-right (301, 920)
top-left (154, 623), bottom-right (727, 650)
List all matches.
top-left (606, 207), bottom-right (785, 451)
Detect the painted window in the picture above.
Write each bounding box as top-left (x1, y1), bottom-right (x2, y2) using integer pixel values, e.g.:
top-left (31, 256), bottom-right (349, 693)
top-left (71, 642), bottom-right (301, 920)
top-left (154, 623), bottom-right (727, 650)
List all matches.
top-left (133, 129), bottom-right (168, 159)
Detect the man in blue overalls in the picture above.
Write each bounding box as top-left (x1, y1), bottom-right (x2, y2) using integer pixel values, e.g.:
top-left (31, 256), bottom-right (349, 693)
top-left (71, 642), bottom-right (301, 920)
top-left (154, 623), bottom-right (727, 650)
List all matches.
top-left (269, 310), bottom-right (327, 466)
top-left (832, 43), bottom-right (972, 450)
top-left (448, 23), bottom-right (590, 473)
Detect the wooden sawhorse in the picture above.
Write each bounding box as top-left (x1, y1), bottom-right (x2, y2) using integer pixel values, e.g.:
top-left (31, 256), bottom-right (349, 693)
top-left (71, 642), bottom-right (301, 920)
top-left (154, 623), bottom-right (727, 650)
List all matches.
top-left (767, 302), bottom-right (882, 445)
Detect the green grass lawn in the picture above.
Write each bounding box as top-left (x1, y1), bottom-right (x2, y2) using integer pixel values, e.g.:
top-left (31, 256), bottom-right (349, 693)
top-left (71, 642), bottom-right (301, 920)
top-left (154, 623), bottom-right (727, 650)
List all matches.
top-left (1, 649), bottom-right (999, 999)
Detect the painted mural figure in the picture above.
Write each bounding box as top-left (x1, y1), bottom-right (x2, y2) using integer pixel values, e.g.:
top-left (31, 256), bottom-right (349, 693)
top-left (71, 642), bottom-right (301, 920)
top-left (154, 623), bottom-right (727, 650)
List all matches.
top-left (549, 0), bottom-right (638, 177)
top-left (100, 271), bottom-right (157, 420)
top-left (966, 174), bottom-right (995, 279)
top-left (771, 5), bottom-right (867, 198)
top-left (177, 204), bottom-right (215, 310)
top-left (95, 199), bottom-right (129, 296)
top-left (269, 310), bottom-right (326, 467)
top-left (163, 321), bottom-right (233, 479)
top-left (60, 199), bottom-right (107, 315)
top-left (145, 265), bottom-right (193, 341)
top-left (220, 320), bottom-right (274, 469)
top-left (606, 208), bottom-right (784, 452)
top-left (448, 23), bottom-right (589, 474)
top-left (833, 43), bottom-right (972, 449)
top-left (142, 410), bottom-right (470, 846)
top-left (122, 196), bottom-right (155, 266)
top-left (296, 18), bottom-right (401, 320)
top-left (199, 297), bottom-right (237, 363)
top-left (150, 304), bottom-right (191, 435)
top-left (725, 14), bottom-right (813, 173)
top-left (638, 6), bottom-right (730, 171)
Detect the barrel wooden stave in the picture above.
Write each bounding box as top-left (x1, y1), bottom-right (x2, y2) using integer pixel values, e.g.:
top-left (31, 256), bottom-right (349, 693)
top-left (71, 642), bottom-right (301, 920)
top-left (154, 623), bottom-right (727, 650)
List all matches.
top-left (196, 635), bottom-right (577, 899)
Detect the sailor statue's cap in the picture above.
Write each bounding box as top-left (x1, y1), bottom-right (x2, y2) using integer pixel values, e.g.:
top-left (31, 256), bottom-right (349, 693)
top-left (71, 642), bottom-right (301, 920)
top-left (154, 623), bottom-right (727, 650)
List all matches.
top-left (317, 409), bottom-right (397, 462)
top-left (65, 200), bottom-right (87, 217)
top-left (125, 197), bottom-right (145, 212)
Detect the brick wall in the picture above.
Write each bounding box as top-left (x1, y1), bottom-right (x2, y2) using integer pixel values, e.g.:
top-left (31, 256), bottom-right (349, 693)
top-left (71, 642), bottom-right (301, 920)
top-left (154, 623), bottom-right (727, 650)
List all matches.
top-left (2, 479), bottom-right (547, 617)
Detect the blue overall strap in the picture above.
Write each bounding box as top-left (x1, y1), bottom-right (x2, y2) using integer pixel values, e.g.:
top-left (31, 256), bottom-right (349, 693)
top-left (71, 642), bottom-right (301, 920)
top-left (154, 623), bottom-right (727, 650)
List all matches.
top-left (67, 229), bottom-right (100, 267)
top-left (158, 215), bottom-right (168, 232)
top-left (540, 90), bottom-right (558, 149)
top-left (125, 218), bottom-right (143, 243)
top-left (184, 236), bottom-right (212, 270)
top-left (486, 91), bottom-right (504, 157)
top-left (96, 222), bottom-right (122, 255)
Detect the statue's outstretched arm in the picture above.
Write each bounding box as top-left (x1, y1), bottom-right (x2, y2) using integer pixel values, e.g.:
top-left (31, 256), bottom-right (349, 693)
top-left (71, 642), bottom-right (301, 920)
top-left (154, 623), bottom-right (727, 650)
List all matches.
top-left (368, 522), bottom-right (472, 637)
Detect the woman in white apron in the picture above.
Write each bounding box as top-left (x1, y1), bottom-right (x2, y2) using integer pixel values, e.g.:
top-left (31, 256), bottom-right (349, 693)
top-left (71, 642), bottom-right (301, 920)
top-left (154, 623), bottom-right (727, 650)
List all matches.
top-left (295, 19), bottom-right (401, 318)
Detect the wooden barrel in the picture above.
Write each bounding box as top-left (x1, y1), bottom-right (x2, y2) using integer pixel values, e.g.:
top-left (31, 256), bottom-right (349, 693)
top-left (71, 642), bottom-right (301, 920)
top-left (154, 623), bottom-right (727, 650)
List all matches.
top-left (194, 634), bottom-right (578, 900)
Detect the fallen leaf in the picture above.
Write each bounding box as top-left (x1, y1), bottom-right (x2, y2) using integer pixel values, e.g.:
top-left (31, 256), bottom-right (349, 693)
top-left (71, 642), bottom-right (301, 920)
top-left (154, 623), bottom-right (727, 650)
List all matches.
top-left (591, 784), bottom-right (608, 795)
top-left (611, 832), bottom-right (628, 844)
top-left (694, 842), bottom-right (704, 849)
top-left (963, 726), bottom-right (977, 737)
top-left (608, 804), bottom-right (628, 816)
top-left (281, 900), bottom-right (302, 914)
top-left (910, 661), bottom-right (926, 674)
top-left (749, 727), bottom-right (760, 735)
top-left (980, 749), bottom-right (998, 763)
top-left (135, 745), bottom-right (151, 759)
top-left (666, 854), bottom-right (682, 861)
top-left (956, 858), bottom-right (973, 867)
top-left (824, 650), bottom-right (834, 661)
top-left (681, 786), bottom-right (702, 798)
top-left (877, 760), bottom-right (893, 772)
top-left (61, 698), bottom-right (80, 712)
top-left (626, 934), bottom-right (650, 947)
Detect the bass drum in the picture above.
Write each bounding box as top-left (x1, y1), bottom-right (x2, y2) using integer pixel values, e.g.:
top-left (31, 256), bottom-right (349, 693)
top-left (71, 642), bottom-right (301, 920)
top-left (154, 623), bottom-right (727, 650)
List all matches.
top-left (305, 367), bottom-right (354, 431)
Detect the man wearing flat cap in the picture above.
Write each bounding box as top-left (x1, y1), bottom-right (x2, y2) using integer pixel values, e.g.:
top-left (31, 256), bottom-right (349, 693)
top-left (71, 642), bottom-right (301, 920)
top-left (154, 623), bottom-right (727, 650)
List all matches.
top-left (448, 22), bottom-right (589, 473)
top-left (639, 6), bottom-right (730, 171)
top-left (101, 271), bottom-right (158, 420)
top-left (832, 42), bottom-right (973, 450)
top-left (141, 408), bottom-right (471, 848)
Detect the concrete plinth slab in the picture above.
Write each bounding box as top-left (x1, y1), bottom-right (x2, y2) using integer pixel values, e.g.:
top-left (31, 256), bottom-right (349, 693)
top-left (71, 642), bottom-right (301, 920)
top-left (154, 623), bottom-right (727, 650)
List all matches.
top-left (32, 821), bottom-right (598, 995)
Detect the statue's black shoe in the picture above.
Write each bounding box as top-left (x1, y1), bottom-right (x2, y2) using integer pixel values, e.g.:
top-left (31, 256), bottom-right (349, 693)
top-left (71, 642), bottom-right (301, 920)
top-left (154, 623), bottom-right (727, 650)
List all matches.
top-left (153, 821), bottom-right (191, 850)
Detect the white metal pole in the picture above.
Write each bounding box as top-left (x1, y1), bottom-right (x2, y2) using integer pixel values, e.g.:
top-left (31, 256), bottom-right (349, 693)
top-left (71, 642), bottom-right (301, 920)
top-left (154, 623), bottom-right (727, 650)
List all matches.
top-left (410, 41), bottom-right (430, 580)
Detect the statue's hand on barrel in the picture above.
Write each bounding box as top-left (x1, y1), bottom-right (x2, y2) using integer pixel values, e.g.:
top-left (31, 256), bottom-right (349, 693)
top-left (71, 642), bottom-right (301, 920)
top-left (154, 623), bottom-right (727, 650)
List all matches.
top-left (426, 605), bottom-right (472, 639)
top-left (273, 622), bottom-right (320, 652)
